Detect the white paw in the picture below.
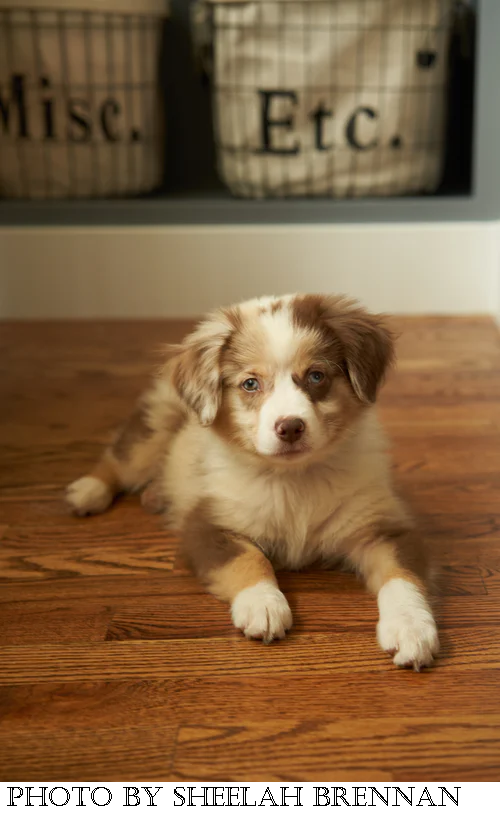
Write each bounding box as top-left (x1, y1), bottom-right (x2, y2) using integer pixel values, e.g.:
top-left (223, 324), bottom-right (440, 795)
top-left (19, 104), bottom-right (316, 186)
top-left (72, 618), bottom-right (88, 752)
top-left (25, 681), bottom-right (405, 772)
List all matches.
top-left (377, 579), bottom-right (439, 671)
top-left (66, 476), bottom-right (113, 516)
top-left (231, 582), bottom-right (293, 643)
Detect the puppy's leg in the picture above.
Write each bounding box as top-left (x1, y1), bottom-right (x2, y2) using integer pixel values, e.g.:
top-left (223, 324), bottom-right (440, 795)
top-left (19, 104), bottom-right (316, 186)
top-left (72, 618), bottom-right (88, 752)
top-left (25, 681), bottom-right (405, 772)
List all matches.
top-left (140, 474), bottom-right (167, 514)
top-left (348, 527), bottom-right (439, 670)
top-left (66, 450), bottom-right (120, 517)
top-left (181, 503), bottom-right (292, 642)
top-left (66, 400), bottom-right (171, 516)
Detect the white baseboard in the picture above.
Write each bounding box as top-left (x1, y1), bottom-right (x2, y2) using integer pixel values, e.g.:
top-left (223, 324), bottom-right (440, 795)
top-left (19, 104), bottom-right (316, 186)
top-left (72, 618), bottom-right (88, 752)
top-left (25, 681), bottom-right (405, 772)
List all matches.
top-left (0, 221), bottom-right (499, 318)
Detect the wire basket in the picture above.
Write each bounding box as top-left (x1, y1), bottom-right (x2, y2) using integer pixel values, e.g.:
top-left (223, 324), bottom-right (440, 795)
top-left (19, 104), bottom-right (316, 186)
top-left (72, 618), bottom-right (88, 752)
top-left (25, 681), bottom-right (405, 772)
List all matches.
top-left (0, 0), bottom-right (170, 199)
top-left (195, 0), bottom-right (454, 198)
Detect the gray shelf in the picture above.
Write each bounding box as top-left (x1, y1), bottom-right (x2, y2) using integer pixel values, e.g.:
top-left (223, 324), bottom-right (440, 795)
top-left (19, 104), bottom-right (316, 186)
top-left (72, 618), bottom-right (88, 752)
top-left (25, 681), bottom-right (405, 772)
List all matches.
top-left (0, 192), bottom-right (497, 226)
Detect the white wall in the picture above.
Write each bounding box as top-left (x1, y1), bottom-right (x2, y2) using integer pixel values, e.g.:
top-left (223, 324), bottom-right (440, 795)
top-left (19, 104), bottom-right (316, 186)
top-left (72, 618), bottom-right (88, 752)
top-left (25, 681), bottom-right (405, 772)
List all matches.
top-left (0, 221), bottom-right (499, 318)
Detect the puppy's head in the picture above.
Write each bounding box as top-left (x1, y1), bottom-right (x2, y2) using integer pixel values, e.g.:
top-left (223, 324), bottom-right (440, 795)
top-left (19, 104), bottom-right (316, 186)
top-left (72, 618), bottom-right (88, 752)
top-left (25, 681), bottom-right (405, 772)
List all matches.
top-left (171, 294), bottom-right (394, 463)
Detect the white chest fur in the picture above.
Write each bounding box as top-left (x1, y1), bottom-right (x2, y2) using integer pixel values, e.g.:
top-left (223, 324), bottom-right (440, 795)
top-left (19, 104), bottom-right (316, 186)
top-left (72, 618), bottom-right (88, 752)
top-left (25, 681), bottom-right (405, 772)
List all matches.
top-left (202, 418), bottom-right (389, 568)
top-left (211, 459), bottom-right (338, 567)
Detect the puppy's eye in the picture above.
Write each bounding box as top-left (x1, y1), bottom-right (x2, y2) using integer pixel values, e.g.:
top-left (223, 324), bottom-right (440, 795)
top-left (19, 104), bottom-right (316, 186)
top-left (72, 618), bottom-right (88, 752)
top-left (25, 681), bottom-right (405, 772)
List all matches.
top-left (242, 378), bottom-right (260, 392)
top-left (308, 370), bottom-right (325, 385)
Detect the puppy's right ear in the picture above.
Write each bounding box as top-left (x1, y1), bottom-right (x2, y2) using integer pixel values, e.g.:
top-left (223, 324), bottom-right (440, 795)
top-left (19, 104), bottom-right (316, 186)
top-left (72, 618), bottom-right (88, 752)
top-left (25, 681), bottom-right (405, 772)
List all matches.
top-left (167, 309), bottom-right (237, 426)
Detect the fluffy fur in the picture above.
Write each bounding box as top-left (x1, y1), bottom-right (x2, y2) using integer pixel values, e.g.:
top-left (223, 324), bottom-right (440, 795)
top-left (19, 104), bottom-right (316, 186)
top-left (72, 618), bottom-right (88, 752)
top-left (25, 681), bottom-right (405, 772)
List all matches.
top-left (66, 294), bottom-right (439, 669)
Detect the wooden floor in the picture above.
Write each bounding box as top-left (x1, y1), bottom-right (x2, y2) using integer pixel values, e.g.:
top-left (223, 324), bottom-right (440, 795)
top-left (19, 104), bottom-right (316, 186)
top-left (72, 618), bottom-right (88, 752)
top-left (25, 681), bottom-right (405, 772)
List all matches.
top-left (0, 316), bottom-right (499, 781)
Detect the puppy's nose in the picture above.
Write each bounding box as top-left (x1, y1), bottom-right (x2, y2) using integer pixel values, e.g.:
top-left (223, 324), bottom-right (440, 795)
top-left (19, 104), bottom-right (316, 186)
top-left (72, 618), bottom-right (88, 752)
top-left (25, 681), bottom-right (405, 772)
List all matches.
top-left (275, 417), bottom-right (305, 444)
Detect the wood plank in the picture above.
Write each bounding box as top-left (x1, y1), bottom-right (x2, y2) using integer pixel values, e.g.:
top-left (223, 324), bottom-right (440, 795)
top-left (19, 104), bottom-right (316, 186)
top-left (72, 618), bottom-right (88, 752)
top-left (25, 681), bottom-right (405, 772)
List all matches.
top-left (2, 591), bottom-right (497, 647)
top-left (105, 593), bottom-right (500, 641)
top-left (0, 574), bottom-right (207, 605)
top-left (2, 670), bottom-right (497, 734)
top-left (0, 627), bottom-right (498, 685)
top-left (0, 603), bottom-right (111, 645)
top-left (0, 726), bottom-right (178, 781)
top-left (172, 715), bottom-right (499, 782)
top-left (0, 526), bottom-right (497, 584)
top-left (0, 489), bottom-right (161, 526)
top-left (0, 558), bottom-right (492, 609)
top-left (0, 526), bottom-right (176, 580)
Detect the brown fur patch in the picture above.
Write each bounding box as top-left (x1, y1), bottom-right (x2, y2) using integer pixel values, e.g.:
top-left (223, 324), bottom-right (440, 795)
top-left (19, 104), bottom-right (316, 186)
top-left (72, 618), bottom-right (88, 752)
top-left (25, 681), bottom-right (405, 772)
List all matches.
top-left (213, 343), bottom-right (270, 450)
top-left (89, 450), bottom-right (121, 494)
top-left (212, 396), bottom-right (251, 451)
top-left (291, 294), bottom-right (395, 403)
top-left (292, 369), bottom-right (332, 403)
top-left (171, 344), bottom-right (217, 421)
top-left (341, 517), bottom-right (429, 594)
top-left (221, 321), bottom-right (269, 380)
top-left (140, 477), bottom-right (167, 514)
top-left (376, 518), bottom-right (431, 589)
top-left (112, 405), bottom-right (153, 461)
top-left (180, 500), bottom-right (245, 581)
top-left (180, 500), bottom-right (275, 602)
top-left (258, 299), bottom-right (284, 315)
top-left (329, 310), bottom-right (395, 404)
top-left (170, 309), bottom-right (240, 423)
top-left (209, 548), bottom-right (276, 601)
top-left (221, 306), bottom-right (243, 332)
top-left (291, 293), bottom-right (330, 331)
top-left (216, 322), bottom-right (273, 449)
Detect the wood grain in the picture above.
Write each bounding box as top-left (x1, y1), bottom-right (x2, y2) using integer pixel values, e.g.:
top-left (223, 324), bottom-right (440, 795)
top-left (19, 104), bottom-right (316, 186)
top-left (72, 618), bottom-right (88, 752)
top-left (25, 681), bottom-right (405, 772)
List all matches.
top-left (172, 716), bottom-right (499, 782)
top-left (0, 316), bottom-right (499, 781)
top-left (0, 726), bottom-right (177, 781)
top-left (2, 670), bottom-right (498, 734)
top-left (0, 627), bottom-right (499, 686)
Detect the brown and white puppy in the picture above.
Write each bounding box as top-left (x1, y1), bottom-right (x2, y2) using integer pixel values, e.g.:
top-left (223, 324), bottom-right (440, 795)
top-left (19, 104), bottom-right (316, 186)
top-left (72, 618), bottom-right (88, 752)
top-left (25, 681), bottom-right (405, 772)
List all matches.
top-left (66, 294), bottom-right (439, 670)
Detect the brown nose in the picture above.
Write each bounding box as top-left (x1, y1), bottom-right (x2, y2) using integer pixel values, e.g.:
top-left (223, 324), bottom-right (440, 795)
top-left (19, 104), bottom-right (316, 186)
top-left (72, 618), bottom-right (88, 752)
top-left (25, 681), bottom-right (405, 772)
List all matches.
top-left (275, 417), bottom-right (305, 444)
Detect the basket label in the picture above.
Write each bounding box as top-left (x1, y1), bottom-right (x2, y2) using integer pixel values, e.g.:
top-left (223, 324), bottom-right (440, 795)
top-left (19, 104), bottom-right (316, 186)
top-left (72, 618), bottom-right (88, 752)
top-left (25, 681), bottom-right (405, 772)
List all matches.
top-left (0, 74), bottom-right (143, 144)
top-left (257, 89), bottom-right (379, 155)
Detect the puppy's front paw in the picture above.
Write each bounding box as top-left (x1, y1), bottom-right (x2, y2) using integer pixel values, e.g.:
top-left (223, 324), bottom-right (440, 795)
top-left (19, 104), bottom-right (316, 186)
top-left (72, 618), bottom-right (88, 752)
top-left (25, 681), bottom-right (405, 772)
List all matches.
top-left (66, 476), bottom-right (113, 516)
top-left (377, 579), bottom-right (439, 671)
top-left (231, 582), bottom-right (293, 643)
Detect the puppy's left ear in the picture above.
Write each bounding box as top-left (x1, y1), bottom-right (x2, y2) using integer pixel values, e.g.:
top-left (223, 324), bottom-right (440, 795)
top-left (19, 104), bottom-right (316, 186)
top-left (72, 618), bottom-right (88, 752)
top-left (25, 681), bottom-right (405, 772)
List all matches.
top-left (168, 309), bottom-right (237, 425)
top-left (321, 298), bottom-right (395, 403)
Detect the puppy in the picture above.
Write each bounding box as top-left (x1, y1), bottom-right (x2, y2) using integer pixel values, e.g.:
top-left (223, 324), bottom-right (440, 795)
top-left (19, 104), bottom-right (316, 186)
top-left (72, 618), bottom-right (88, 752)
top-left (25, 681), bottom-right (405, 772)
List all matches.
top-left (67, 294), bottom-right (439, 670)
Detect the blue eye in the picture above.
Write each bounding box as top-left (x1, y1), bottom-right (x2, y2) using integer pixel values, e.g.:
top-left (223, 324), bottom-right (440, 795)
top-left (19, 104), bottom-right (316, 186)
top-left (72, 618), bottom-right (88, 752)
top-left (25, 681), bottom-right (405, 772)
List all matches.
top-left (308, 370), bottom-right (325, 385)
top-left (242, 378), bottom-right (260, 392)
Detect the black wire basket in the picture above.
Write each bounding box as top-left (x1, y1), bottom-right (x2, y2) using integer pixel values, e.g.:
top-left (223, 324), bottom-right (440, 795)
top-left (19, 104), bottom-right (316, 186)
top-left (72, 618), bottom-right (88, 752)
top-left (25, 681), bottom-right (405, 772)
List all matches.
top-left (0, 0), bottom-right (170, 199)
top-left (195, 0), bottom-right (457, 198)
